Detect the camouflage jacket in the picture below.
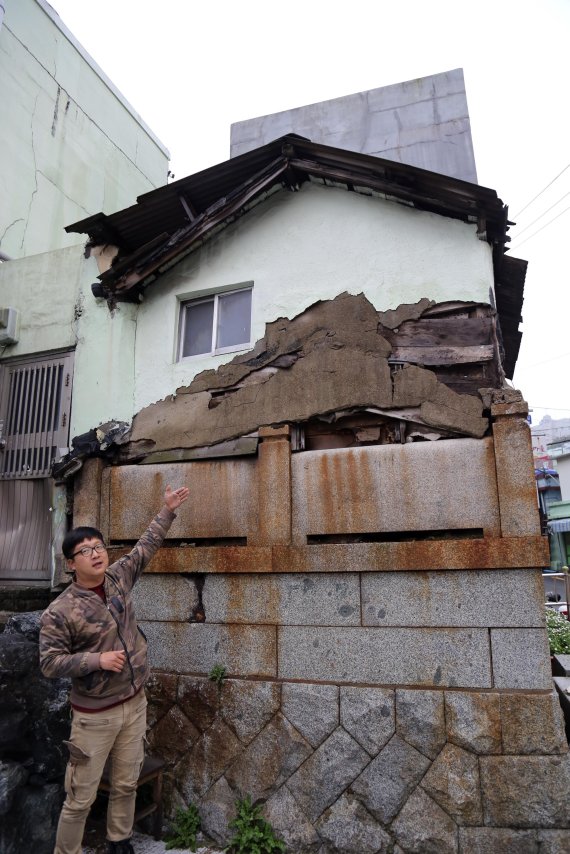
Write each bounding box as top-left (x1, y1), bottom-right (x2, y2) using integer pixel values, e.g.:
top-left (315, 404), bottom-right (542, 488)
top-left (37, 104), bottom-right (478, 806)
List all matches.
top-left (39, 506), bottom-right (175, 711)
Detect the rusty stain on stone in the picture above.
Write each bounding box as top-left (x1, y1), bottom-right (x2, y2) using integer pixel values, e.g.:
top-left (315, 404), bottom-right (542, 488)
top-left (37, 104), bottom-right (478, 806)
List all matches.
top-left (106, 536), bottom-right (548, 575)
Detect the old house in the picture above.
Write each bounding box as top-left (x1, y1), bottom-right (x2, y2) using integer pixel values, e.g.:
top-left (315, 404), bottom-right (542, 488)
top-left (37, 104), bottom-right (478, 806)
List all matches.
top-left (50, 134), bottom-right (570, 851)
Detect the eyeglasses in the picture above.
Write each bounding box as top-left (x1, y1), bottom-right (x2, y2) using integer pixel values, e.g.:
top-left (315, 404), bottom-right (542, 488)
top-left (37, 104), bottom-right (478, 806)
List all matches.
top-left (70, 543), bottom-right (107, 559)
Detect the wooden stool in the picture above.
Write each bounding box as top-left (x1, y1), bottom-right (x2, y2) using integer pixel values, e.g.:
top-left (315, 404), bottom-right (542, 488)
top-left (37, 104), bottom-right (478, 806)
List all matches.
top-left (98, 754), bottom-right (165, 840)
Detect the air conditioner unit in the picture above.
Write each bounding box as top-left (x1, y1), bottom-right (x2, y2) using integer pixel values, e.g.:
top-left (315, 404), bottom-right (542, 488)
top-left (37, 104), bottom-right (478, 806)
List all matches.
top-left (0, 307), bottom-right (20, 345)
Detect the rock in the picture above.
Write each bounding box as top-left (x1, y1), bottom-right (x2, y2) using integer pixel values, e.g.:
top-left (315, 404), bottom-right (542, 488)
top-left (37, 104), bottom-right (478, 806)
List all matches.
top-left (145, 671), bottom-right (178, 729)
top-left (0, 782), bottom-right (63, 854)
top-left (3, 611), bottom-right (43, 641)
top-left (315, 793), bottom-right (392, 853)
top-left (339, 687), bottom-right (394, 755)
top-left (220, 679), bottom-right (281, 744)
top-left (199, 775), bottom-right (236, 846)
top-left (445, 691), bottom-right (501, 754)
top-left (350, 734), bottom-right (430, 824)
top-left (147, 705), bottom-right (200, 766)
top-left (537, 829), bottom-right (570, 853)
top-left (264, 785), bottom-right (321, 852)
top-left (480, 755), bottom-right (570, 827)
top-left (500, 693), bottom-right (567, 755)
top-left (421, 743), bottom-right (482, 825)
top-left (225, 712), bottom-right (312, 801)
top-left (391, 787), bottom-right (458, 854)
top-left (458, 827), bottom-right (539, 853)
top-left (0, 760), bottom-right (29, 814)
top-left (287, 727), bottom-right (369, 823)
top-left (396, 689), bottom-right (446, 759)
top-left (0, 634), bottom-right (38, 675)
top-left (281, 683), bottom-right (339, 748)
top-left (0, 711), bottom-right (27, 751)
top-left (177, 676), bottom-right (220, 732)
top-left (177, 717), bottom-right (241, 800)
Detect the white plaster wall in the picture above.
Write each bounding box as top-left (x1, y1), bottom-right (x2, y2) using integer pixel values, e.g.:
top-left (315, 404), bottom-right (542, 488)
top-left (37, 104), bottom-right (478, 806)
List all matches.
top-left (0, 246), bottom-right (136, 437)
top-left (134, 181), bottom-right (494, 412)
top-left (0, 0), bottom-right (169, 259)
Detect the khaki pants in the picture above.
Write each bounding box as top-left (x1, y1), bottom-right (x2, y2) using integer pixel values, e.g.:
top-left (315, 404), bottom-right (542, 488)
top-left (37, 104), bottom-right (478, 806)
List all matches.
top-left (54, 691), bottom-right (147, 854)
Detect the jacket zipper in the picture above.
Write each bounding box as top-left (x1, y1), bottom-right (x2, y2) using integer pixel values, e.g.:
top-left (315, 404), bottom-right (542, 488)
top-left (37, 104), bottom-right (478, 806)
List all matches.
top-left (95, 577), bottom-right (137, 691)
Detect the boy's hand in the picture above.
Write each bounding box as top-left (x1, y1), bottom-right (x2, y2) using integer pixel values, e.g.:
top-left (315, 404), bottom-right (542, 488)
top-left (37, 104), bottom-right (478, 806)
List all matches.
top-left (100, 650), bottom-right (126, 672)
top-left (164, 485), bottom-right (190, 511)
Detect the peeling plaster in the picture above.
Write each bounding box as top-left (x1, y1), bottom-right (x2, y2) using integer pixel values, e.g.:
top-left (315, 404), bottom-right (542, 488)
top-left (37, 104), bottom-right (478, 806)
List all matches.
top-left (127, 294), bottom-right (489, 455)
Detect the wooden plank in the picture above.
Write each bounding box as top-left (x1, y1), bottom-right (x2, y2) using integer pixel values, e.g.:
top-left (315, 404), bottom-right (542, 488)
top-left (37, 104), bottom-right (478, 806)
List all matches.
top-left (380, 317), bottom-right (493, 347)
top-left (390, 345), bottom-right (495, 365)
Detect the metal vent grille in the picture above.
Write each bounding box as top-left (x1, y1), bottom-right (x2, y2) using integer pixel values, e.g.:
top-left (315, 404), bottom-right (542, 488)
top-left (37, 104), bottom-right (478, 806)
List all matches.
top-left (0, 352), bottom-right (74, 479)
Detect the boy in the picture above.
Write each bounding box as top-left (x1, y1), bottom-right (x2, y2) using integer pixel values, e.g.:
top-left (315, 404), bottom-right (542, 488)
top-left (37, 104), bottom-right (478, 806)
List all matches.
top-left (40, 484), bottom-right (189, 854)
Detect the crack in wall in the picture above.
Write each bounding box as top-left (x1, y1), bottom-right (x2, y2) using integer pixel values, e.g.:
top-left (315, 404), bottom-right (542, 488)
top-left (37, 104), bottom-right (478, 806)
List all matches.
top-left (20, 95), bottom-right (40, 252)
top-left (0, 218), bottom-right (24, 248)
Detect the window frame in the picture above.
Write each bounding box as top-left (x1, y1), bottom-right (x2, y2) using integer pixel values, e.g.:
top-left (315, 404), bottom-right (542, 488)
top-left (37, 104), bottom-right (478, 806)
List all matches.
top-left (177, 284), bottom-right (253, 361)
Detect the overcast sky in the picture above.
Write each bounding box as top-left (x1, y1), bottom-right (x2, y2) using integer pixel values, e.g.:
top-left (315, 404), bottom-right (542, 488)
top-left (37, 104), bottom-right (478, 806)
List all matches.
top-left (51, 0), bottom-right (570, 431)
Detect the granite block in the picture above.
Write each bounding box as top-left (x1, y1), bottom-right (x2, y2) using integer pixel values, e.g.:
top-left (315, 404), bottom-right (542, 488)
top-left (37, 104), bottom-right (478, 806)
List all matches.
top-left (492, 419), bottom-right (541, 537)
top-left (291, 439), bottom-right (500, 545)
top-left (315, 793), bottom-right (392, 853)
top-left (340, 687), bottom-right (395, 754)
top-left (445, 692), bottom-right (501, 754)
top-left (480, 755), bottom-right (570, 827)
top-left (263, 786), bottom-right (321, 852)
top-left (133, 574), bottom-right (199, 621)
top-left (391, 787), bottom-right (458, 854)
top-left (220, 679), bottom-right (281, 744)
top-left (421, 743), bottom-right (483, 825)
top-left (203, 573), bottom-right (361, 625)
top-left (282, 682), bottom-right (339, 748)
top-left (458, 828), bottom-right (538, 853)
top-left (490, 629), bottom-right (552, 689)
top-left (225, 712), bottom-right (312, 802)
top-left (177, 717), bottom-right (242, 799)
top-left (350, 734), bottom-right (430, 824)
top-left (501, 692), bottom-right (568, 754)
top-left (278, 626), bottom-right (491, 687)
top-left (287, 727), bottom-right (369, 822)
top-left (362, 569), bottom-right (544, 627)
top-left (143, 621), bottom-right (276, 677)
top-left (396, 689), bottom-right (446, 759)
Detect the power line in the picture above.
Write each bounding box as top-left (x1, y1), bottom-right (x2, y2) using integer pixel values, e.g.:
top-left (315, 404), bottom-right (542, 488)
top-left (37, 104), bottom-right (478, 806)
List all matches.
top-left (517, 350), bottom-right (570, 370)
top-left (512, 162), bottom-right (570, 219)
top-left (512, 191), bottom-right (570, 239)
top-left (510, 203), bottom-right (570, 251)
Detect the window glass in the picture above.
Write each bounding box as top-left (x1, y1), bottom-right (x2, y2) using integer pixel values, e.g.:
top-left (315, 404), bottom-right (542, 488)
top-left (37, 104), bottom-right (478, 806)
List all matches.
top-left (216, 289), bottom-right (252, 349)
top-left (182, 299), bottom-right (214, 357)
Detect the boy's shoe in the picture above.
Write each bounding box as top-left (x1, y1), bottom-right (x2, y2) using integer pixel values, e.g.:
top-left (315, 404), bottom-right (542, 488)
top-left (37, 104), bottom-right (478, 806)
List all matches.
top-left (107, 839), bottom-right (135, 854)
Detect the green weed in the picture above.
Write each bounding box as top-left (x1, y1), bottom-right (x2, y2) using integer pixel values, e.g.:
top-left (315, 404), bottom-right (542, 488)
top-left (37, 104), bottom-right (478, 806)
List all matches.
top-left (226, 795), bottom-right (285, 854)
top-left (165, 802), bottom-right (200, 851)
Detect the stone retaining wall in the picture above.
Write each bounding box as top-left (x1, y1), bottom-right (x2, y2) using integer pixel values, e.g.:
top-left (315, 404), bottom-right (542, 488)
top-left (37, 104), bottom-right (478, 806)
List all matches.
top-left (73, 404), bottom-right (570, 852)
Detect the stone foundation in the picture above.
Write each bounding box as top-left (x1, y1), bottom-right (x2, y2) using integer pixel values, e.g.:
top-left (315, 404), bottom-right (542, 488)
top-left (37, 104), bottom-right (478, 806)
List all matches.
top-left (74, 404), bottom-right (570, 852)
top-left (145, 675), bottom-right (570, 853)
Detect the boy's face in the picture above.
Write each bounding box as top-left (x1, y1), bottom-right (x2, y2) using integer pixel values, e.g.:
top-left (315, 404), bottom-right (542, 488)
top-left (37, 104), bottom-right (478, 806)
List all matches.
top-left (67, 538), bottom-right (109, 588)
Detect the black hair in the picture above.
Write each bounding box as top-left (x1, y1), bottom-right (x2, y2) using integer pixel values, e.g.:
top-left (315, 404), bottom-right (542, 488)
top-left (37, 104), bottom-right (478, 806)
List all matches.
top-left (62, 526), bottom-right (105, 559)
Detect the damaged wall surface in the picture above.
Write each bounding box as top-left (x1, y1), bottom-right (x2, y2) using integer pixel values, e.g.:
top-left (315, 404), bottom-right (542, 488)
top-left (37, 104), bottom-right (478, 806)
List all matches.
top-left (123, 293), bottom-right (499, 460)
top-left (132, 181), bottom-right (495, 416)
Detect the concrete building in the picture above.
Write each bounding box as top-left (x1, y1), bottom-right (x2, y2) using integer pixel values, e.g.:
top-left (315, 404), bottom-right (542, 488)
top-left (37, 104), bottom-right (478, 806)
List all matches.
top-left (0, 0), bottom-right (169, 260)
top-left (0, 0), bottom-right (169, 584)
top-left (230, 69), bottom-right (477, 183)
